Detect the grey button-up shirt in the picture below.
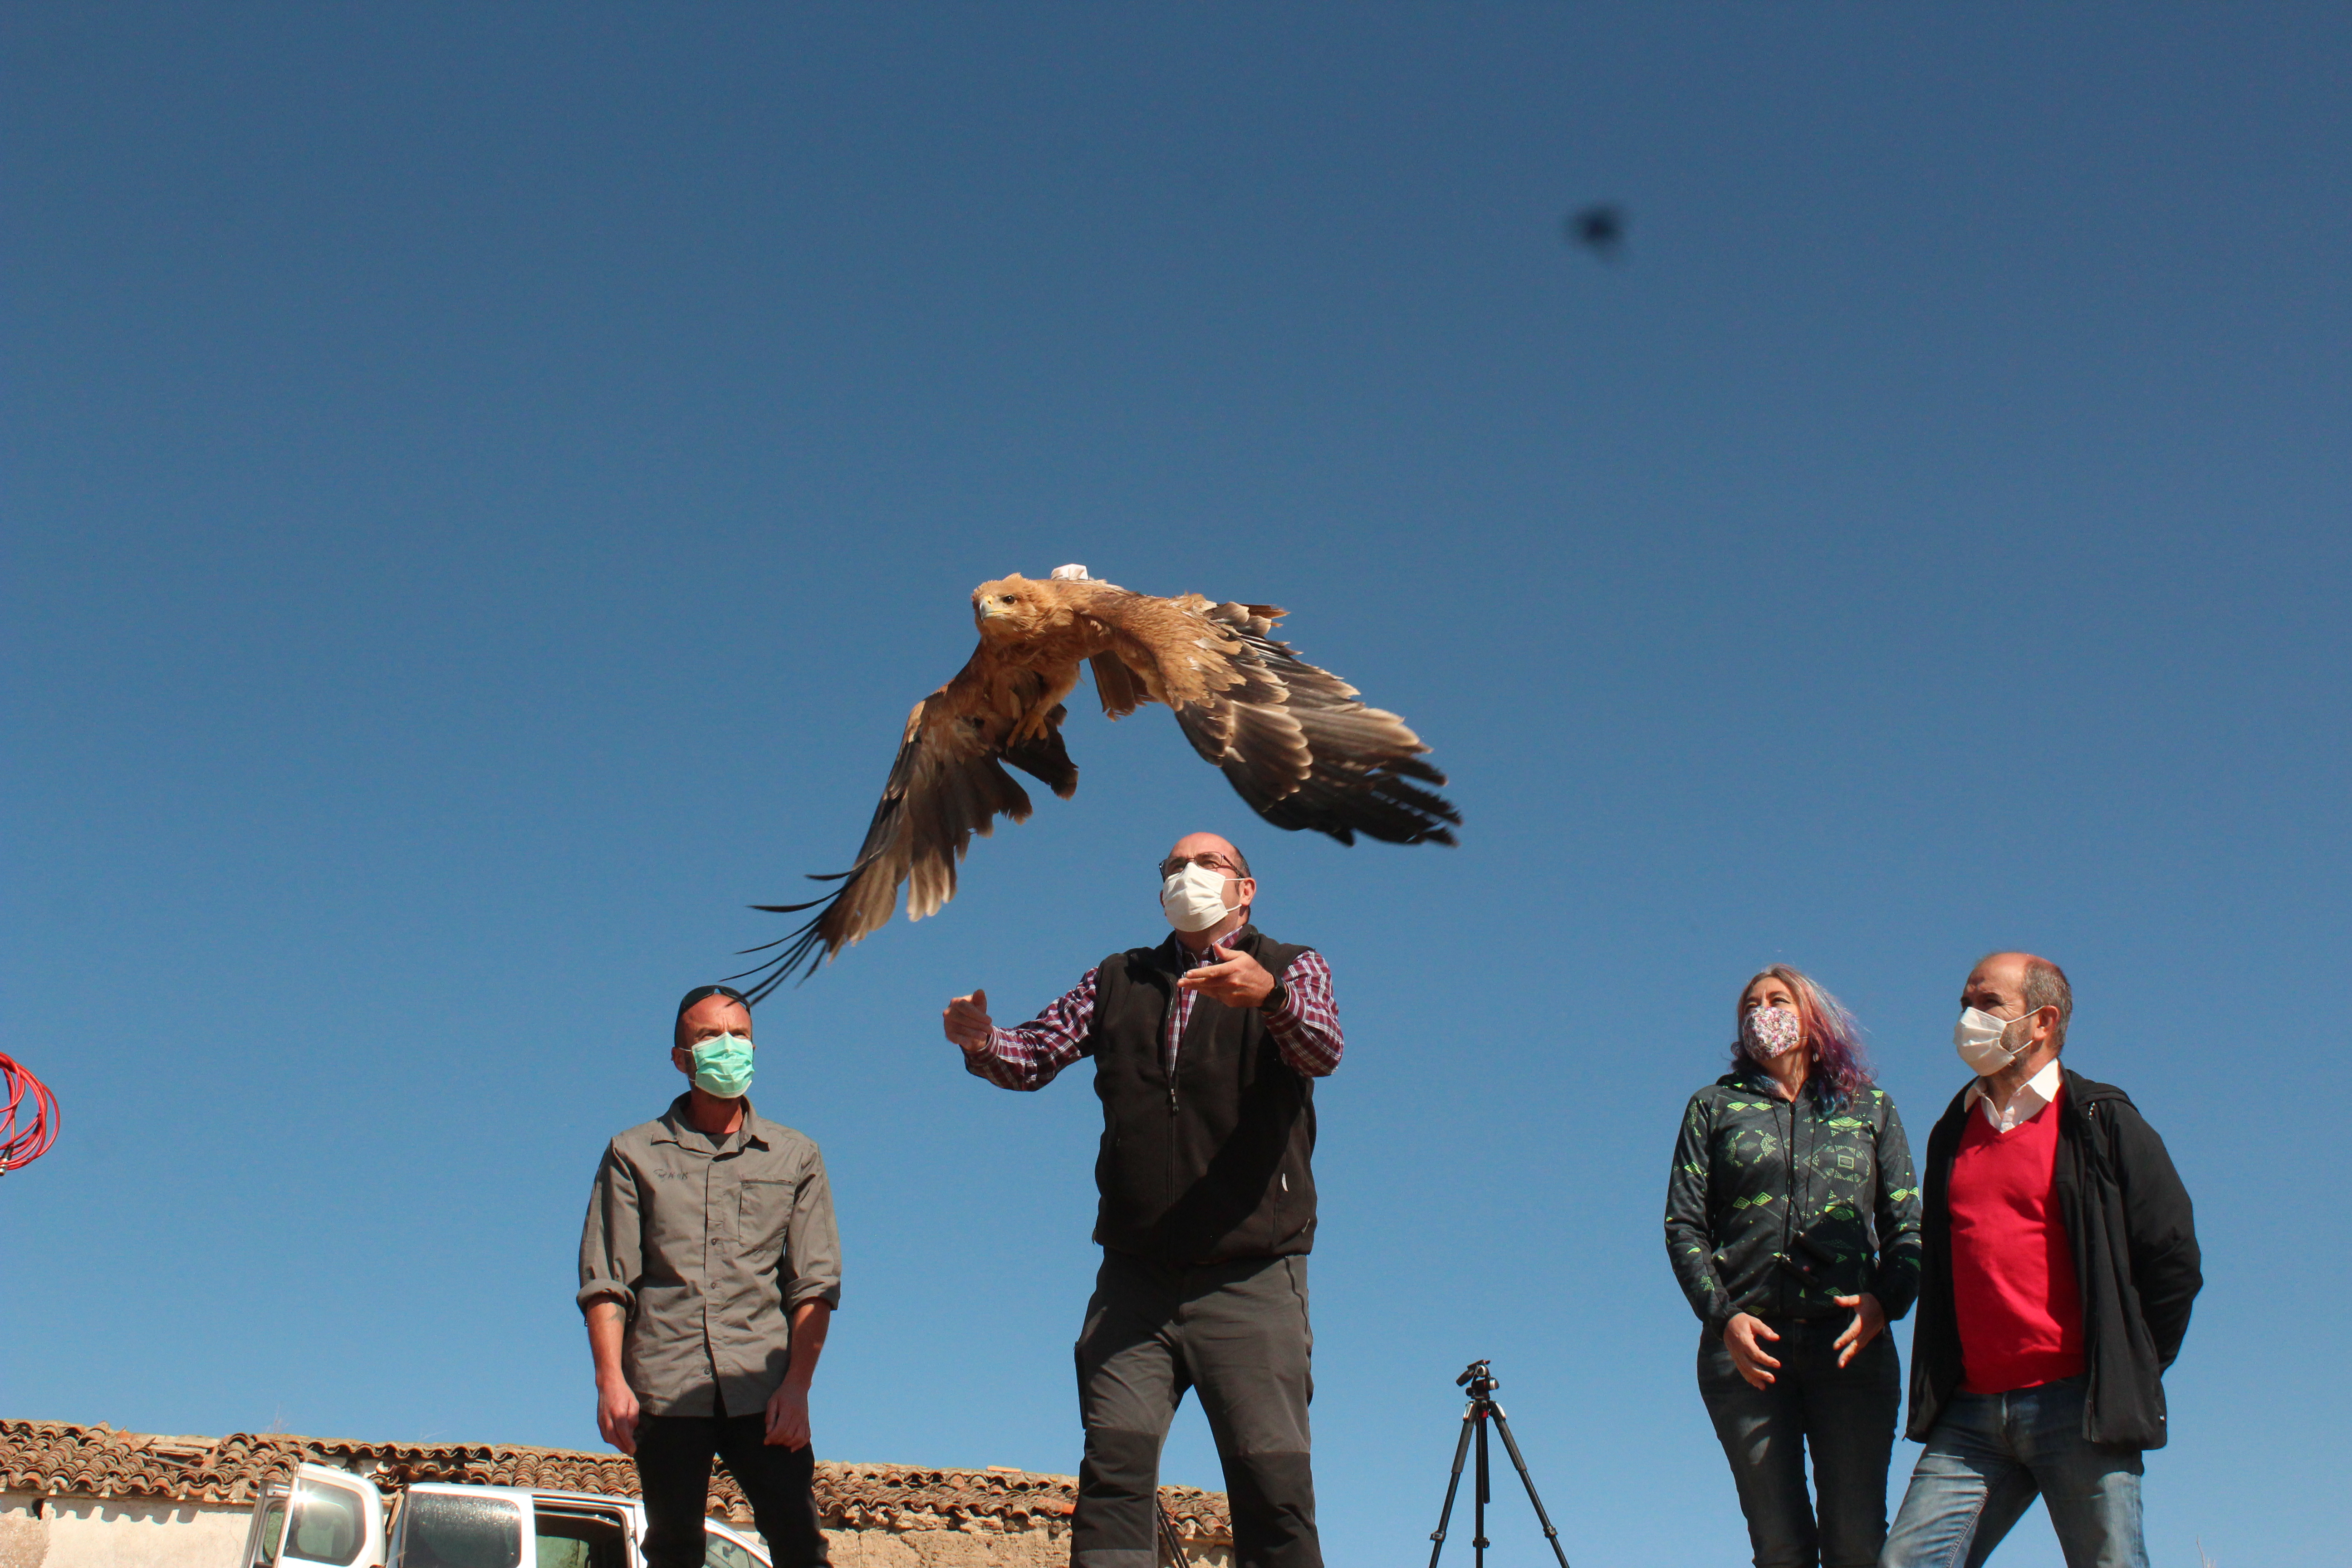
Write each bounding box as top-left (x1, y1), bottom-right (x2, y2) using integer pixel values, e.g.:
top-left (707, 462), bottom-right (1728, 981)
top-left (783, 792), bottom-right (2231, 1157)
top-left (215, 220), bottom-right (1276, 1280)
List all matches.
top-left (578, 1094), bottom-right (843, 1417)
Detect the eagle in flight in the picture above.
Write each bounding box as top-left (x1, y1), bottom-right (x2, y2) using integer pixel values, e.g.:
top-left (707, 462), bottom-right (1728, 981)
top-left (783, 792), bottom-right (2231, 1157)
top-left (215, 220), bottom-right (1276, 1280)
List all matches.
top-left (734, 565), bottom-right (1457, 999)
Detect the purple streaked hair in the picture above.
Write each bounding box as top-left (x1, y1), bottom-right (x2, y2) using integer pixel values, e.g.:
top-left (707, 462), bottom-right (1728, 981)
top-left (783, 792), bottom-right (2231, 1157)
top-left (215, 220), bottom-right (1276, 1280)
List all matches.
top-left (1733, 964), bottom-right (1874, 1105)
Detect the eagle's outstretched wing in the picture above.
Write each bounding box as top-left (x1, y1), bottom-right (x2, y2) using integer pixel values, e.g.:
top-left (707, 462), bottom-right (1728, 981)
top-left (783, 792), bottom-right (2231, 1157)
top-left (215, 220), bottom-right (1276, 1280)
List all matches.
top-left (730, 655), bottom-right (1075, 1001)
top-left (741, 573), bottom-right (1457, 990)
top-left (1081, 589), bottom-right (1459, 848)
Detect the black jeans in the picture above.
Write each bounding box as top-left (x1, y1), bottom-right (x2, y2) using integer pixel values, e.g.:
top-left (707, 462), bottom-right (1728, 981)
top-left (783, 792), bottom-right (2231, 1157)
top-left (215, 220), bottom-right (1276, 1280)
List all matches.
top-left (633, 1413), bottom-right (829, 1568)
top-left (1074, 1251), bottom-right (1320, 1568)
top-left (1695, 1317), bottom-right (1900, 1568)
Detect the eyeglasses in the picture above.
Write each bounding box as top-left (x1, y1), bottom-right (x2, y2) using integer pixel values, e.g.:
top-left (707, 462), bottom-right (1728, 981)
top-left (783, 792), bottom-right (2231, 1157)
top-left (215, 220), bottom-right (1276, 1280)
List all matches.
top-left (1159, 853), bottom-right (1241, 878)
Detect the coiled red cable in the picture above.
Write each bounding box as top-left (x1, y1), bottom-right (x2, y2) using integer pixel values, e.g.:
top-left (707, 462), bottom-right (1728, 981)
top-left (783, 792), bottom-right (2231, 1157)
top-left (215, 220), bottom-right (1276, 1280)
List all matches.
top-left (0, 1052), bottom-right (59, 1173)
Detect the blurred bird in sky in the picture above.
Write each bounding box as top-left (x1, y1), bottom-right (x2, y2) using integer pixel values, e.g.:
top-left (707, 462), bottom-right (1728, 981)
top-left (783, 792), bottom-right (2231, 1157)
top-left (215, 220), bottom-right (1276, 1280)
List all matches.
top-left (734, 565), bottom-right (1458, 996)
top-left (1567, 203), bottom-right (1628, 260)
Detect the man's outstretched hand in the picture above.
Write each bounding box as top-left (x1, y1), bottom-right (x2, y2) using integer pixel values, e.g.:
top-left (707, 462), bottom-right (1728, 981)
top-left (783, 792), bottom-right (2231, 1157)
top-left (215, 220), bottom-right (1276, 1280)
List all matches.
top-left (1176, 946), bottom-right (1276, 1009)
top-left (944, 989), bottom-right (994, 1054)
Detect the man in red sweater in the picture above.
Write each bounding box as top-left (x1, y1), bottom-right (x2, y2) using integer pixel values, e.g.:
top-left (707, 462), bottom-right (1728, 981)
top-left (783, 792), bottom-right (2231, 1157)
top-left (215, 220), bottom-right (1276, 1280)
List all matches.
top-left (1883, 953), bottom-right (2200, 1568)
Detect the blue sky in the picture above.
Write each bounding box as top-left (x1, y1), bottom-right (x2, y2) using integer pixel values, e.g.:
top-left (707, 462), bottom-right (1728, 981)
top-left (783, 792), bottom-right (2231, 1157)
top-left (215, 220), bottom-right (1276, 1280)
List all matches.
top-left (4, 6), bottom-right (2347, 1565)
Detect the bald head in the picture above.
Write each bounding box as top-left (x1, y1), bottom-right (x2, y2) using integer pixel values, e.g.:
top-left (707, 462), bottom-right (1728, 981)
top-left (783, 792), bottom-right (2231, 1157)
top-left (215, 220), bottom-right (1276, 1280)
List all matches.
top-left (1166, 832), bottom-right (1250, 880)
top-left (676, 992), bottom-right (752, 1051)
top-left (1964, 951), bottom-right (2073, 1051)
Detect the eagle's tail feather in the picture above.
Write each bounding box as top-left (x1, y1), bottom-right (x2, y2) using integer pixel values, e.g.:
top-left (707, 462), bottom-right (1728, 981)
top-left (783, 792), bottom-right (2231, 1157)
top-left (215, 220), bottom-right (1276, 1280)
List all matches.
top-left (723, 915), bottom-right (833, 1003)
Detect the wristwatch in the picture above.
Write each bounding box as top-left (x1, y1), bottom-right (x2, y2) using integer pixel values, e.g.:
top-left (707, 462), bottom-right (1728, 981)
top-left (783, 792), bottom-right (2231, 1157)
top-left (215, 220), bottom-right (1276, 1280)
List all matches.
top-left (1256, 980), bottom-right (1289, 1015)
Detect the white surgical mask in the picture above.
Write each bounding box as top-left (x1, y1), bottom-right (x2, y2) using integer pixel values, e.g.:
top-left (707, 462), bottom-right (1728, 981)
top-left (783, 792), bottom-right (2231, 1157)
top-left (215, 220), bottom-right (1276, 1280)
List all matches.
top-left (1160, 862), bottom-right (1240, 932)
top-left (1953, 1006), bottom-right (2034, 1077)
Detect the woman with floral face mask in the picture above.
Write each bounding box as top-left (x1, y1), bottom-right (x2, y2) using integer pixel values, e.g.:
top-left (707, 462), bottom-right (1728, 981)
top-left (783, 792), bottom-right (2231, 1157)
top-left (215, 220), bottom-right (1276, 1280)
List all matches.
top-left (1663, 966), bottom-right (1925, 1568)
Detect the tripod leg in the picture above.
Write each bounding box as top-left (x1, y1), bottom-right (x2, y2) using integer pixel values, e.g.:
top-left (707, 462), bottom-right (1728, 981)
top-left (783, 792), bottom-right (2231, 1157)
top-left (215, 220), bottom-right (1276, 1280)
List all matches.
top-left (1473, 1408), bottom-right (1490, 1568)
top-left (1153, 1493), bottom-right (1190, 1568)
top-left (1487, 1409), bottom-right (1573, 1568)
top-left (1425, 1413), bottom-right (1475, 1568)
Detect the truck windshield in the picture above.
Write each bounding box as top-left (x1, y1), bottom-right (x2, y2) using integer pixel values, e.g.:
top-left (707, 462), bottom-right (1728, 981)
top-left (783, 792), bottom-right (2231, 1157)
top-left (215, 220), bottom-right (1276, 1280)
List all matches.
top-left (397, 1495), bottom-right (523, 1568)
top-left (285, 1477), bottom-right (369, 1567)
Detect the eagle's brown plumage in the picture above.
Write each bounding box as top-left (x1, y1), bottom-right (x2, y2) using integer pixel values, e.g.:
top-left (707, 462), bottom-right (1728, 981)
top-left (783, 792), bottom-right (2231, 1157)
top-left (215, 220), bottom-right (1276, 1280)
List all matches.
top-left (733, 568), bottom-right (1457, 998)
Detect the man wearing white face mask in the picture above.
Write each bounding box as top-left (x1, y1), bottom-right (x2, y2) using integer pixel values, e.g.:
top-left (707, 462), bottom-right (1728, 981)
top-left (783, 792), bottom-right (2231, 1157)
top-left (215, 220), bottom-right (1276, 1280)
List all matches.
top-left (1883, 954), bottom-right (2200, 1568)
top-left (578, 985), bottom-right (843, 1568)
top-left (942, 832), bottom-right (1343, 1568)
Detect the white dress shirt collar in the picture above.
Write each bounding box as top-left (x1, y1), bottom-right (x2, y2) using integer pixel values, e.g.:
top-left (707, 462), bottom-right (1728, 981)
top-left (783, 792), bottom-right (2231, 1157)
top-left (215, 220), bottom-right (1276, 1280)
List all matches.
top-left (1965, 1057), bottom-right (2064, 1134)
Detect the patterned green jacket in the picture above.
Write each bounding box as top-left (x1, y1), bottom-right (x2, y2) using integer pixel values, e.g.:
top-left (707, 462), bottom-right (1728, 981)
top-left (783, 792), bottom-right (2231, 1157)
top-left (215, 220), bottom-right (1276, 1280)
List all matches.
top-left (1664, 1068), bottom-right (1923, 1335)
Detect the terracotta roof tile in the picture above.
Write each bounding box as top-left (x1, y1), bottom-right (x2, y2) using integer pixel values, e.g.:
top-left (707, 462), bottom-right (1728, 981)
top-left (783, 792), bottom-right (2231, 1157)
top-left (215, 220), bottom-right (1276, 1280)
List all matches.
top-left (0, 1421), bottom-right (1229, 1542)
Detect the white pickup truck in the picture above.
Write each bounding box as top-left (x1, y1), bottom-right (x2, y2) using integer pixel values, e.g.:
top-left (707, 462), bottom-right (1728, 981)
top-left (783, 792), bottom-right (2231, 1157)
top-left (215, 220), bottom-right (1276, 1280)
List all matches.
top-left (240, 1464), bottom-right (772, 1568)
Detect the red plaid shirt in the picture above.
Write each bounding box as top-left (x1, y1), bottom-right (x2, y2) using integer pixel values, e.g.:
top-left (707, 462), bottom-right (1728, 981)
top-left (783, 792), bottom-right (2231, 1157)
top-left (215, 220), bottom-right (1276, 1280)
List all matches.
top-left (966, 934), bottom-right (1344, 1090)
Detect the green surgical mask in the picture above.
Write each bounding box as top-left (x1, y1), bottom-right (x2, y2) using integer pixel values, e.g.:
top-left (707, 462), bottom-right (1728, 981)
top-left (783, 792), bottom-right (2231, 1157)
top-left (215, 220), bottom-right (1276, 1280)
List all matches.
top-left (689, 1033), bottom-right (755, 1098)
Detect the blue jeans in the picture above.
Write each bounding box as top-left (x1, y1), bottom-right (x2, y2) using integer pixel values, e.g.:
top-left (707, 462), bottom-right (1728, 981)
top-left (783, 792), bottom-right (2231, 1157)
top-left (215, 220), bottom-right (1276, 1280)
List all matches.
top-left (1881, 1377), bottom-right (2145, 1568)
top-left (1697, 1318), bottom-right (1901, 1568)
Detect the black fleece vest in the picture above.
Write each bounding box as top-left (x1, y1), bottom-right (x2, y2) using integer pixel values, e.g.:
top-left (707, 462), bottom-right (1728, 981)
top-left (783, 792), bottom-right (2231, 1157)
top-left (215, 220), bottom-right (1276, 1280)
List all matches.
top-left (1088, 926), bottom-right (1318, 1264)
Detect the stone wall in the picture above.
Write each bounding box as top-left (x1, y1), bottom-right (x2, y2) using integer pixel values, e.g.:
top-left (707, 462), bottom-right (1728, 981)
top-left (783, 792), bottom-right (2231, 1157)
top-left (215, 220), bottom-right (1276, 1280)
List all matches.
top-left (1, 1494), bottom-right (1236, 1568)
top-left (0, 1426), bottom-right (1235, 1568)
top-left (0, 1498), bottom-right (50, 1568)
top-left (824, 1519), bottom-right (1228, 1568)
top-left (3, 1495), bottom-right (250, 1568)
top-left (0, 1494), bottom-right (1048, 1568)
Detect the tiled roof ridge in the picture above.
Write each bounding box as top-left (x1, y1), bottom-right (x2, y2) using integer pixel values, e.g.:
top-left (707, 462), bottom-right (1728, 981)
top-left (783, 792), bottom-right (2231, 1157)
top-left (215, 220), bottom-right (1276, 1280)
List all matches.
top-left (0, 1420), bottom-right (1230, 1540)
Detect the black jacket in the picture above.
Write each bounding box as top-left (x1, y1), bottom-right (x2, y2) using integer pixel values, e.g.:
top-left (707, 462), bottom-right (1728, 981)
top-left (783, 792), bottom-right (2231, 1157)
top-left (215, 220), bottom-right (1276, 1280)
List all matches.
top-left (1665, 1068), bottom-right (1923, 1335)
top-left (1908, 1066), bottom-right (2201, 1448)
top-left (1087, 925), bottom-right (1318, 1264)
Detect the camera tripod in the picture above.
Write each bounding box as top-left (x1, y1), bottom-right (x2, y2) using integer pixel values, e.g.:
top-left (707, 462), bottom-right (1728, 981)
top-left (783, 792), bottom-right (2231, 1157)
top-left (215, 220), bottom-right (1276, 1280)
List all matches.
top-left (1424, 1359), bottom-right (1572, 1568)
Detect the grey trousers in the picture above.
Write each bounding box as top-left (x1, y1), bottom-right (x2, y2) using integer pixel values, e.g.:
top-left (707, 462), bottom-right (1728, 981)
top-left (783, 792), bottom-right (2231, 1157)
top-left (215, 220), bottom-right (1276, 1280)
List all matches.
top-left (1073, 1250), bottom-right (1321, 1568)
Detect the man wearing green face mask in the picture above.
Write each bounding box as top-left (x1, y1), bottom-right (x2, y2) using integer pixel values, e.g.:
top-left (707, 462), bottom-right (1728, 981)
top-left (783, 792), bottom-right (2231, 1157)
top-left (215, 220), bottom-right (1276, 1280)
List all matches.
top-left (578, 984), bottom-right (843, 1568)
